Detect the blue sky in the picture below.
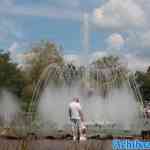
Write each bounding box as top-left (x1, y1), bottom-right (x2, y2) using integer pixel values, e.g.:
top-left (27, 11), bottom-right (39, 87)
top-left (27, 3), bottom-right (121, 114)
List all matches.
top-left (0, 0), bottom-right (106, 53)
top-left (1, 0), bottom-right (150, 70)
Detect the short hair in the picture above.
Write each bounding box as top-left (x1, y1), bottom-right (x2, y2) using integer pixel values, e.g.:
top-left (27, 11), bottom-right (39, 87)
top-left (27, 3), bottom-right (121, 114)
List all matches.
top-left (73, 97), bottom-right (80, 102)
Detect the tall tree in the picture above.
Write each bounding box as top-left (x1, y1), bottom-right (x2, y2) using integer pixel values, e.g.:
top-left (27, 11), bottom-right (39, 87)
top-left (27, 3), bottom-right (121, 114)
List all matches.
top-left (89, 56), bottom-right (127, 98)
top-left (135, 69), bottom-right (150, 104)
top-left (25, 41), bottom-right (64, 85)
top-left (0, 50), bottom-right (26, 98)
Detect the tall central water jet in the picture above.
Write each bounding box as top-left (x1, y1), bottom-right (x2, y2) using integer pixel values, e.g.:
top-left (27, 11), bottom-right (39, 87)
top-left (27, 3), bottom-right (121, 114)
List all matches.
top-left (81, 13), bottom-right (90, 65)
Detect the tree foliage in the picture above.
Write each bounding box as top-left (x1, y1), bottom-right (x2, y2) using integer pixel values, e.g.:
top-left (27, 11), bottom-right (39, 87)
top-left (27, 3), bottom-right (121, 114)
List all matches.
top-left (89, 56), bottom-right (127, 98)
top-left (136, 69), bottom-right (150, 104)
top-left (26, 41), bottom-right (64, 84)
top-left (0, 42), bottom-right (64, 111)
top-left (0, 50), bottom-right (26, 98)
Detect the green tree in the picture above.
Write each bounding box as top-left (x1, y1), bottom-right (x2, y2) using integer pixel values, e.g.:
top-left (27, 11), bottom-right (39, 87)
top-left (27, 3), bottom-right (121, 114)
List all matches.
top-left (0, 50), bottom-right (26, 98)
top-left (135, 69), bottom-right (150, 104)
top-left (23, 41), bottom-right (64, 112)
top-left (89, 56), bottom-right (127, 98)
top-left (25, 41), bottom-right (64, 85)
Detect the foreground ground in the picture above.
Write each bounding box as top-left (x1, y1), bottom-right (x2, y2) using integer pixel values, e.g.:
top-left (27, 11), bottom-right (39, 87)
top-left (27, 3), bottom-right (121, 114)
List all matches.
top-left (0, 138), bottom-right (112, 150)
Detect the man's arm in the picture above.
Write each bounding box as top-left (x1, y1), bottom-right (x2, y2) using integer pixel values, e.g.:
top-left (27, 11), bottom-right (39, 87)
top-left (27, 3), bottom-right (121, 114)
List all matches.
top-left (68, 107), bottom-right (72, 120)
top-left (79, 109), bottom-right (84, 122)
top-left (78, 104), bottom-right (84, 122)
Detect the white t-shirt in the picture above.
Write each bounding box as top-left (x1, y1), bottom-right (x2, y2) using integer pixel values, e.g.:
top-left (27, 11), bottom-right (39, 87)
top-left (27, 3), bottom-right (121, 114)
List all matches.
top-left (69, 101), bottom-right (82, 120)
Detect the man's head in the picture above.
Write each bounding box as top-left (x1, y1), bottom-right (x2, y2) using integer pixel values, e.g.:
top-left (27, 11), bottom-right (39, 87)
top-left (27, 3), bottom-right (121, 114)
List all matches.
top-left (73, 97), bottom-right (80, 103)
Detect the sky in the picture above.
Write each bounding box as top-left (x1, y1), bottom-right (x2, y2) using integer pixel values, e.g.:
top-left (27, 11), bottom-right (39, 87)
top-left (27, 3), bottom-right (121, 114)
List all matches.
top-left (1, 0), bottom-right (150, 70)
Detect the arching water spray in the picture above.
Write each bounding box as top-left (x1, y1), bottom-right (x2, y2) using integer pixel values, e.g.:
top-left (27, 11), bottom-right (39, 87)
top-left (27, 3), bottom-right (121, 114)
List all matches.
top-left (30, 56), bottom-right (144, 133)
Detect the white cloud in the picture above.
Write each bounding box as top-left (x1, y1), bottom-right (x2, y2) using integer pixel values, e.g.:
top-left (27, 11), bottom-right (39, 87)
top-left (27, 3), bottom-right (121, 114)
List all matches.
top-left (140, 31), bottom-right (150, 48)
top-left (91, 0), bottom-right (150, 55)
top-left (92, 51), bottom-right (150, 72)
top-left (0, 19), bottom-right (23, 42)
top-left (64, 52), bottom-right (109, 66)
top-left (8, 42), bottom-right (30, 65)
top-left (8, 42), bottom-right (20, 62)
top-left (20, 52), bottom-right (36, 62)
top-left (106, 33), bottom-right (125, 50)
top-left (0, 3), bottom-right (82, 21)
top-left (92, 0), bottom-right (146, 30)
top-left (91, 50), bottom-right (150, 72)
top-left (90, 51), bottom-right (108, 62)
top-left (8, 42), bottom-right (18, 53)
top-left (125, 54), bottom-right (150, 72)
top-left (15, 51), bottom-right (36, 70)
top-left (126, 30), bottom-right (150, 51)
top-left (63, 54), bottom-right (81, 66)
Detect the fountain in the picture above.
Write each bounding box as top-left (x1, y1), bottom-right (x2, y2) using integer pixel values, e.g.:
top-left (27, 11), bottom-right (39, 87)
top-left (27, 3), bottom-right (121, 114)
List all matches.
top-left (25, 54), bottom-right (146, 138)
top-left (0, 12), bottom-right (145, 138)
top-left (25, 13), bottom-right (146, 136)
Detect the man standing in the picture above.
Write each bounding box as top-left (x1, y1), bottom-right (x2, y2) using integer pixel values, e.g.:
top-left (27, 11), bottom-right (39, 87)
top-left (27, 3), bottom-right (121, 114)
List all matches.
top-left (68, 97), bottom-right (84, 141)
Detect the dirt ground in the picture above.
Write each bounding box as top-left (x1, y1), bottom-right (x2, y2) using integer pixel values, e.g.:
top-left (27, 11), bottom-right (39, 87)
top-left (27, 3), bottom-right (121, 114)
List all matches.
top-left (0, 138), bottom-right (112, 150)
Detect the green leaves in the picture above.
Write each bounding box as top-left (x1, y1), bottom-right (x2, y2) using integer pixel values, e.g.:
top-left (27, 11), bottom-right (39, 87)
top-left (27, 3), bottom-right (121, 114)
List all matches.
top-left (0, 50), bottom-right (26, 98)
top-left (135, 69), bottom-right (150, 103)
top-left (26, 41), bottom-right (64, 84)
